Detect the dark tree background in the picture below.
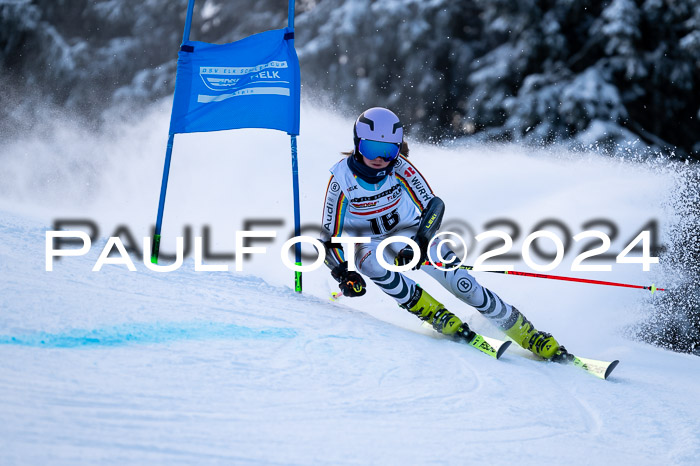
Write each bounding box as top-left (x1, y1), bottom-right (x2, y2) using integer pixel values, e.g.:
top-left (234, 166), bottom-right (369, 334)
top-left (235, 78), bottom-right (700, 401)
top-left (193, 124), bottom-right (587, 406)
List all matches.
top-left (633, 168), bottom-right (700, 355)
top-left (0, 0), bottom-right (289, 137)
top-left (296, 0), bottom-right (700, 158)
top-left (1, 0), bottom-right (699, 158)
top-left (1, 0), bottom-right (699, 353)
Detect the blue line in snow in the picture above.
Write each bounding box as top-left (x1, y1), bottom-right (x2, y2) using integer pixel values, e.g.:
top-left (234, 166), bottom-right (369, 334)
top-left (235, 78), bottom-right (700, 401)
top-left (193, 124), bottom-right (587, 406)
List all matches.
top-left (0, 322), bottom-right (296, 348)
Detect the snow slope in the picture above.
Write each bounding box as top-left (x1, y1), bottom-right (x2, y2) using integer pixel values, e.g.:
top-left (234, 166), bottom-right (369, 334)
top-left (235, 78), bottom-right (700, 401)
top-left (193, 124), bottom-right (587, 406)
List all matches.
top-left (1, 105), bottom-right (699, 464)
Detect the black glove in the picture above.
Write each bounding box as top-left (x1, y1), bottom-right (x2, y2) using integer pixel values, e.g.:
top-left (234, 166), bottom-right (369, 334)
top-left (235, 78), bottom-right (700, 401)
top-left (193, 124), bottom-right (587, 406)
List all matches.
top-left (331, 261), bottom-right (367, 297)
top-left (395, 242), bottom-right (426, 270)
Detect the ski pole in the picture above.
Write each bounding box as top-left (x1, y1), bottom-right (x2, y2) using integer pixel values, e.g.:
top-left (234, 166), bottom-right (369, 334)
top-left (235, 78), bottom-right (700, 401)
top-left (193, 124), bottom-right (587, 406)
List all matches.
top-left (329, 279), bottom-right (364, 301)
top-left (423, 262), bottom-right (665, 294)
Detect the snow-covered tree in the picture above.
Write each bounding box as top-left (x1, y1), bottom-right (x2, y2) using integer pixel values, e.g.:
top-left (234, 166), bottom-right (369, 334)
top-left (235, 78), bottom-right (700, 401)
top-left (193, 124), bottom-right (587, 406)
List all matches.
top-left (1, 0), bottom-right (698, 156)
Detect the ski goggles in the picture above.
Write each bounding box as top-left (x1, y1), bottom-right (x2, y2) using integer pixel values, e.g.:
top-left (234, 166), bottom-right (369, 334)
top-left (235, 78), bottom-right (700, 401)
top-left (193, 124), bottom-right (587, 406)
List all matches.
top-left (358, 139), bottom-right (401, 161)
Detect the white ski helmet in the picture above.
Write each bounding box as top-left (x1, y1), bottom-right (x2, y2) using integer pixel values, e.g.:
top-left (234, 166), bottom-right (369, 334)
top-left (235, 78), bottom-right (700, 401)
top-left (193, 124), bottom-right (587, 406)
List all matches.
top-left (353, 107), bottom-right (403, 162)
top-left (353, 107), bottom-right (403, 145)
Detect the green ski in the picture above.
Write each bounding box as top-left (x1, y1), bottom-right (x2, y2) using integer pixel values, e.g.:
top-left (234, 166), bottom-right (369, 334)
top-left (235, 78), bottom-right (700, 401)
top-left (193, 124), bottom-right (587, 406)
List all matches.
top-left (553, 349), bottom-right (620, 380)
top-left (567, 355), bottom-right (620, 380)
top-left (467, 333), bottom-right (512, 359)
top-left (421, 322), bottom-right (511, 359)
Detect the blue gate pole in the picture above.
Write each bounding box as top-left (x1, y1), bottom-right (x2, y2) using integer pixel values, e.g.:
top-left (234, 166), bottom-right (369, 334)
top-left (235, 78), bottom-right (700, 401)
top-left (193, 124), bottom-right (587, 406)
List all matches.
top-left (152, 133), bottom-right (174, 263)
top-left (151, 0), bottom-right (197, 264)
top-left (288, 0), bottom-right (295, 28)
top-left (290, 135), bottom-right (302, 292)
top-left (287, 0), bottom-right (303, 292)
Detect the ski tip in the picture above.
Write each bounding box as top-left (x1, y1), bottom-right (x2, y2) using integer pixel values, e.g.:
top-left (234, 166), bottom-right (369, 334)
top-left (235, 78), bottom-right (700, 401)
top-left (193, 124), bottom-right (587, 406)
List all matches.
top-left (604, 360), bottom-right (620, 380)
top-left (496, 340), bottom-right (512, 359)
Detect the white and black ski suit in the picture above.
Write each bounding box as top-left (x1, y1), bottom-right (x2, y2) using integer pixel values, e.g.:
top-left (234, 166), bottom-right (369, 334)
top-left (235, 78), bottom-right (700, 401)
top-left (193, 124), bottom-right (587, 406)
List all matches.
top-left (320, 155), bottom-right (521, 330)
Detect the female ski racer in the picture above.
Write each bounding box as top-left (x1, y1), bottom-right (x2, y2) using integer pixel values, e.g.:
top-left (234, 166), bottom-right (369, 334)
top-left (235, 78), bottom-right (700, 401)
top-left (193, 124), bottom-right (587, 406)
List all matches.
top-left (320, 107), bottom-right (564, 360)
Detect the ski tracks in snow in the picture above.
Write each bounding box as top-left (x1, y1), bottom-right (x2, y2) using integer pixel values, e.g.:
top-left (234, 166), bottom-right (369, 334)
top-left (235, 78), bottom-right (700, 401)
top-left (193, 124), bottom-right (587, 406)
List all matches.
top-left (2, 211), bottom-right (700, 464)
